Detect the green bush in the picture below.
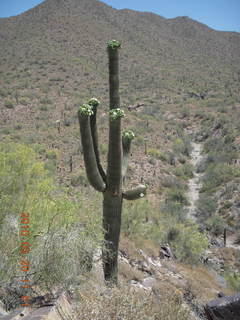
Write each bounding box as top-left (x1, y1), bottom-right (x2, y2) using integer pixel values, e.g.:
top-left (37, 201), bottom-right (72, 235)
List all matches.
top-left (0, 142), bottom-right (103, 290)
top-left (172, 137), bottom-right (191, 156)
top-left (19, 97), bottom-right (30, 106)
top-left (39, 97), bottom-right (52, 104)
top-left (4, 99), bottom-right (15, 109)
top-left (40, 104), bottom-right (48, 111)
top-left (171, 222), bottom-right (208, 264)
top-left (166, 188), bottom-right (188, 205)
top-left (122, 199), bottom-right (150, 237)
top-left (147, 148), bottom-right (166, 160)
top-left (196, 195), bottom-right (217, 221)
top-left (201, 164), bottom-right (240, 192)
top-left (206, 215), bottom-right (225, 236)
top-left (14, 124), bottom-right (22, 130)
top-left (0, 88), bottom-right (9, 98)
top-left (173, 163), bottom-right (194, 180)
top-left (224, 271), bottom-right (240, 293)
top-left (46, 149), bottom-right (58, 160)
top-left (161, 201), bottom-right (186, 222)
top-left (161, 176), bottom-right (185, 189)
top-left (71, 173), bottom-right (88, 187)
top-left (33, 143), bottom-right (46, 155)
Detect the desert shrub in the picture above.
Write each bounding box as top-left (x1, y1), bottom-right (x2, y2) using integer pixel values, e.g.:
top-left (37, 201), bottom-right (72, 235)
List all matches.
top-left (166, 151), bottom-right (176, 165)
top-left (172, 137), bottom-right (192, 156)
top-left (161, 176), bottom-right (185, 189)
top-left (201, 164), bottom-right (240, 192)
top-left (75, 286), bottom-right (190, 320)
top-left (148, 157), bottom-right (156, 165)
top-left (173, 163), bottom-right (194, 180)
top-left (14, 124), bottom-right (22, 130)
top-left (4, 99), bottom-right (15, 109)
top-left (46, 149), bottom-right (58, 160)
top-left (194, 110), bottom-right (206, 119)
top-left (0, 142), bottom-right (103, 291)
top-left (161, 201), bottom-right (186, 222)
top-left (0, 88), bottom-right (9, 97)
top-left (180, 107), bottom-right (190, 118)
top-left (23, 134), bottom-right (38, 144)
top-left (122, 199), bottom-right (150, 237)
top-left (134, 136), bottom-right (144, 146)
top-left (224, 271), bottom-right (240, 293)
top-left (206, 215), bottom-right (225, 236)
top-left (39, 97), bottom-right (52, 104)
top-left (63, 118), bottom-right (71, 126)
top-left (1, 128), bottom-right (12, 135)
top-left (19, 97), bottom-right (30, 106)
top-left (33, 143), bottom-right (46, 155)
top-left (178, 155), bottom-right (186, 164)
top-left (148, 148), bottom-right (167, 161)
top-left (71, 173), bottom-right (88, 187)
top-left (39, 104), bottom-right (48, 111)
top-left (196, 195), bottom-right (217, 221)
top-left (44, 159), bottom-right (57, 174)
top-left (171, 222), bottom-right (208, 264)
top-left (166, 188), bottom-right (188, 205)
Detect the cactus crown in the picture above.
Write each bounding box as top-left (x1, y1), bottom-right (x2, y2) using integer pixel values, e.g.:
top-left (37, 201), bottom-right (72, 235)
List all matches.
top-left (88, 98), bottom-right (100, 107)
top-left (79, 104), bottom-right (93, 116)
top-left (122, 130), bottom-right (135, 141)
top-left (109, 108), bottom-right (125, 120)
top-left (107, 40), bottom-right (121, 50)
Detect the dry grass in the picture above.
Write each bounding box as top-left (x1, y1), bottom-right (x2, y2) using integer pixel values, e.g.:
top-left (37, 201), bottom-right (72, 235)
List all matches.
top-left (172, 262), bottom-right (233, 302)
top-left (74, 284), bottom-right (191, 320)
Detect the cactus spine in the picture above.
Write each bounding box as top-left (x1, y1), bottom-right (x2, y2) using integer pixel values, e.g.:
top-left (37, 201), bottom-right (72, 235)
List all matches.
top-left (78, 40), bottom-right (147, 285)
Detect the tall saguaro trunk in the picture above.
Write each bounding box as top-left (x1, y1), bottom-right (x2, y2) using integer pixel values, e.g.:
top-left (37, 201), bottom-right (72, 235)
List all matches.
top-left (77, 40), bottom-right (147, 285)
top-left (103, 191), bottom-right (122, 283)
top-left (103, 44), bottom-right (122, 284)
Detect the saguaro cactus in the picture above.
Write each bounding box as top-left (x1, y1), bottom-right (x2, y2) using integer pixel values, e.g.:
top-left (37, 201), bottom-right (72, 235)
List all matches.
top-left (78, 40), bottom-right (147, 285)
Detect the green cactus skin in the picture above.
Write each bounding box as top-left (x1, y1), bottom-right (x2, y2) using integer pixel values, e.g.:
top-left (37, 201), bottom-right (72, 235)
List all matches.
top-left (78, 41), bottom-right (147, 285)
top-left (122, 130), bottom-right (135, 178)
top-left (108, 43), bottom-right (120, 110)
top-left (89, 101), bottom-right (107, 182)
top-left (78, 110), bottom-right (106, 192)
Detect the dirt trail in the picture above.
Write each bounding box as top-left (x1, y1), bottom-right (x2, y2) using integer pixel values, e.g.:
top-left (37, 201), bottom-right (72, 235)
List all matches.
top-left (187, 142), bottom-right (240, 251)
top-left (187, 143), bottom-right (204, 220)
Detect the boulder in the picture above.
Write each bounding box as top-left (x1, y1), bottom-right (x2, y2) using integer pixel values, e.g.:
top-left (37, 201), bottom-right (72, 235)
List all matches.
top-left (159, 244), bottom-right (175, 260)
top-left (204, 293), bottom-right (240, 320)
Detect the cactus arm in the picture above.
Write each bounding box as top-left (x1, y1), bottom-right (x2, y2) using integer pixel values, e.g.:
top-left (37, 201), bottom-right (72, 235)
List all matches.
top-left (78, 107), bottom-right (106, 192)
top-left (108, 40), bottom-right (121, 110)
top-left (89, 103), bottom-right (107, 183)
top-left (122, 138), bottom-right (131, 179)
top-left (123, 184), bottom-right (147, 200)
top-left (122, 130), bottom-right (135, 179)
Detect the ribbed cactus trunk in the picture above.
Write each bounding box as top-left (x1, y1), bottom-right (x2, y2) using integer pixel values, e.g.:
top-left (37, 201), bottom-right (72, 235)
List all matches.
top-left (103, 47), bottom-right (122, 282)
top-left (77, 40), bottom-right (147, 286)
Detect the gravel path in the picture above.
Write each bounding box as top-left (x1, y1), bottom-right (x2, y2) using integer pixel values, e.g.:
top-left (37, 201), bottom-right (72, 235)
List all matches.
top-left (187, 143), bottom-right (204, 220)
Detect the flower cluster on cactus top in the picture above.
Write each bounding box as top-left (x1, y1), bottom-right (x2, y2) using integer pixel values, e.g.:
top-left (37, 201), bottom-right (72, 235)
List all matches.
top-left (107, 39), bottom-right (121, 50)
top-left (109, 108), bottom-right (125, 120)
top-left (122, 130), bottom-right (135, 140)
top-left (88, 98), bottom-right (100, 107)
top-left (79, 104), bottom-right (94, 116)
